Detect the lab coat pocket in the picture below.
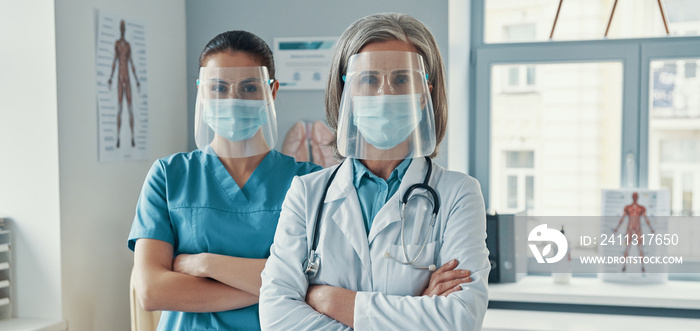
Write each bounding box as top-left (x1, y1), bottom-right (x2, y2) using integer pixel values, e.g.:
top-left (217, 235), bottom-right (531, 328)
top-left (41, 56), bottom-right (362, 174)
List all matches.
top-left (384, 241), bottom-right (437, 296)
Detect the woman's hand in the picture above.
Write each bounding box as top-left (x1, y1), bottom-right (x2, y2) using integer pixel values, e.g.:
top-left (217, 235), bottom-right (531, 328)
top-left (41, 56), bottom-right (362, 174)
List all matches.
top-left (173, 253), bottom-right (209, 278)
top-left (421, 259), bottom-right (472, 297)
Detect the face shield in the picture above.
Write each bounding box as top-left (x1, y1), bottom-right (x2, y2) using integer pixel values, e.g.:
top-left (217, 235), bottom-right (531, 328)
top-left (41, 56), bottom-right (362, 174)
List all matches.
top-left (194, 66), bottom-right (278, 158)
top-left (336, 51), bottom-right (436, 160)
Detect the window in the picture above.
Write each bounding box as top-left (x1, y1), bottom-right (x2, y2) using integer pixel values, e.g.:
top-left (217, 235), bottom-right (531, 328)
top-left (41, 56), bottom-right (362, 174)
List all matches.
top-left (502, 24), bottom-right (537, 92)
top-left (503, 65), bottom-right (536, 91)
top-left (500, 151), bottom-right (536, 213)
top-left (491, 63), bottom-right (622, 216)
top-left (471, 0), bottom-right (700, 267)
top-left (648, 58), bottom-right (700, 216)
top-left (504, 23), bottom-right (536, 42)
top-left (666, 0), bottom-right (700, 23)
top-left (485, 0), bottom-right (700, 43)
top-left (651, 139), bottom-right (700, 217)
top-left (685, 61), bottom-right (697, 78)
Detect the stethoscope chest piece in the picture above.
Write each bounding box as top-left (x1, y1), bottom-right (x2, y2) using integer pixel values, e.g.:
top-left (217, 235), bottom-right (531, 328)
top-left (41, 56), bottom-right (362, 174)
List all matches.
top-left (304, 249), bottom-right (320, 277)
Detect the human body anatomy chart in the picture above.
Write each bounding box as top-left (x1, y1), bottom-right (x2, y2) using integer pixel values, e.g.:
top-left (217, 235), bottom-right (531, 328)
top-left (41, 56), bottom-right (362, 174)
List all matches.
top-left (600, 189), bottom-right (670, 283)
top-left (96, 11), bottom-right (149, 162)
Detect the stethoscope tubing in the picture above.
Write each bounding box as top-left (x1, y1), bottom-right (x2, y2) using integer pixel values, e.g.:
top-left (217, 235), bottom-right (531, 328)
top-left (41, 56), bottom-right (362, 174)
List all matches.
top-left (305, 156), bottom-right (439, 277)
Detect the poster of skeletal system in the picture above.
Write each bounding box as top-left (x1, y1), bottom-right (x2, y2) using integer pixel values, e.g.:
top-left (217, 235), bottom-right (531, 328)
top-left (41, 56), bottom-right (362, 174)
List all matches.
top-left (96, 10), bottom-right (149, 162)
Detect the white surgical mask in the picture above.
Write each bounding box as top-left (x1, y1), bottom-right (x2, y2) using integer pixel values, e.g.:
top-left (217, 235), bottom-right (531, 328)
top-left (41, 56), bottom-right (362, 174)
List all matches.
top-left (352, 94), bottom-right (422, 150)
top-left (203, 99), bottom-right (268, 141)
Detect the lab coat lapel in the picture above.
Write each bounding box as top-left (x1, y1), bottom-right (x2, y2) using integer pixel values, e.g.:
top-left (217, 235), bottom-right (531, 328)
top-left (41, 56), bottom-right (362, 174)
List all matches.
top-left (325, 160), bottom-right (372, 275)
top-left (368, 158), bottom-right (428, 244)
top-left (323, 160), bottom-right (353, 203)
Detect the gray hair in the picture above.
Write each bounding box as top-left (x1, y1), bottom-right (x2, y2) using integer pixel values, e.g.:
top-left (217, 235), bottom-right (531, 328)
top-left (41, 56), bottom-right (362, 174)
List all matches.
top-left (325, 12), bottom-right (447, 159)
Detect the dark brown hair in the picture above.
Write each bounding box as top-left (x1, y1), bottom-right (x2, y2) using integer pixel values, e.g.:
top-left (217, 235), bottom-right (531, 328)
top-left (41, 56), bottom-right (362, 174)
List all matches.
top-left (199, 30), bottom-right (275, 79)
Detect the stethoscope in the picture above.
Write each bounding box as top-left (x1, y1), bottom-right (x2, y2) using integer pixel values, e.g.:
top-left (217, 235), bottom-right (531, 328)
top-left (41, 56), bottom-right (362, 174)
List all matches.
top-left (304, 156), bottom-right (440, 278)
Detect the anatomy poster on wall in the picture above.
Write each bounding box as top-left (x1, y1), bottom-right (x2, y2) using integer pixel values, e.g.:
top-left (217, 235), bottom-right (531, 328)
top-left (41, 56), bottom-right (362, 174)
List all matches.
top-left (96, 10), bottom-right (149, 162)
top-left (600, 189), bottom-right (671, 283)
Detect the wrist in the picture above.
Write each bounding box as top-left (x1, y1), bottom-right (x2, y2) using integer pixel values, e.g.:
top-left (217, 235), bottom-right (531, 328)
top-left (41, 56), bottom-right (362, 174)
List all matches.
top-left (198, 253), bottom-right (213, 278)
top-left (322, 288), bottom-right (337, 315)
top-left (327, 287), bottom-right (356, 327)
top-left (307, 285), bottom-right (330, 314)
top-left (327, 287), bottom-right (355, 312)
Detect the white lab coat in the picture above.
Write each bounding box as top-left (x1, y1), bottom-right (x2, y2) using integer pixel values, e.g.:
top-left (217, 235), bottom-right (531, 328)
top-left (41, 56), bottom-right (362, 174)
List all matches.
top-left (259, 158), bottom-right (490, 330)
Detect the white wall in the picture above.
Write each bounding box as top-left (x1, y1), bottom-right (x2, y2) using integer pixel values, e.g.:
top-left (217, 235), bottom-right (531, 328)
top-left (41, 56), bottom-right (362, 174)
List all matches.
top-left (4, 0), bottom-right (191, 330)
top-left (53, 1), bottom-right (188, 329)
top-left (0, 0), bottom-right (63, 319)
top-left (185, 0), bottom-right (450, 167)
top-left (448, 0), bottom-right (471, 173)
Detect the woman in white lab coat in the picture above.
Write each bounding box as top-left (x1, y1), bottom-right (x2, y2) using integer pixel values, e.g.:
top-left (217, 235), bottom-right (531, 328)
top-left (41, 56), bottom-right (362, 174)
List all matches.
top-left (259, 13), bottom-right (490, 330)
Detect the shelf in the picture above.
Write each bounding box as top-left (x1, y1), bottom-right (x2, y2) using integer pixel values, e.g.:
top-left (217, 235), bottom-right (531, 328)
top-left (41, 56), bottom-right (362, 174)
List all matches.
top-left (0, 318), bottom-right (67, 331)
top-left (0, 225), bottom-right (9, 325)
top-left (489, 275), bottom-right (700, 310)
top-left (483, 308), bottom-right (700, 331)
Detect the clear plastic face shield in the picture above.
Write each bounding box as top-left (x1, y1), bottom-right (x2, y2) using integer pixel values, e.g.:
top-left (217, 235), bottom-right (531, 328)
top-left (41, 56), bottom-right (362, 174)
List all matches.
top-left (336, 51), bottom-right (436, 160)
top-left (194, 66), bottom-right (278, 158)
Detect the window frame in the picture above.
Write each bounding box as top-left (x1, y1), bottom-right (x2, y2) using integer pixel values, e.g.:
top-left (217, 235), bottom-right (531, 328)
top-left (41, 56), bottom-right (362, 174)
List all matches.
top-left (469, 0), bottom-right (700, 210)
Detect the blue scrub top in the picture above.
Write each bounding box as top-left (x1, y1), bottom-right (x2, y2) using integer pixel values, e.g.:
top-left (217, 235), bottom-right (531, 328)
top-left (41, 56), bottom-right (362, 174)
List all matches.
top-left (128, 149), bottom-right (321, 331)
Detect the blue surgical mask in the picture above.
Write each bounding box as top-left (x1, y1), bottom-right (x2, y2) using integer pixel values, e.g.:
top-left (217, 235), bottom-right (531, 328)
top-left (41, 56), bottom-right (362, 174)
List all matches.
top-left (352, 94), bottom-right (422, 150)
top-left (203, 99), bottom-right (268, 141)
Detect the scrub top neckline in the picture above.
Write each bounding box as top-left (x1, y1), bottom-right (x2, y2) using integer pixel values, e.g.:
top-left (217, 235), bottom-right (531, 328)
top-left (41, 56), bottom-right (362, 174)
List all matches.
top-left (204, 149), bottom-right (281, 202)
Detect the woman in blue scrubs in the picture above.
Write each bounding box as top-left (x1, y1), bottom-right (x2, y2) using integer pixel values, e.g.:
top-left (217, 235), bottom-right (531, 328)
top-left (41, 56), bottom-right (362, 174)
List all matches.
top-left (127, 30), bottom-right (321, 330)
